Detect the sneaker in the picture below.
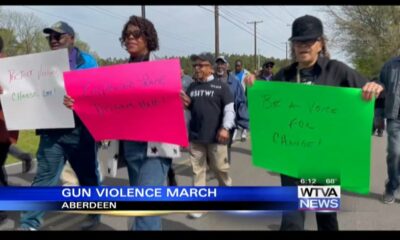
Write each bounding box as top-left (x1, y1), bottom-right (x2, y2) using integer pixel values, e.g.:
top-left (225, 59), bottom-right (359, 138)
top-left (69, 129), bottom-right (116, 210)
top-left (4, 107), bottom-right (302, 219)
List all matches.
top-left (377, 130), bottom-right (384, 137)
top-left (16, 226), bottom-right (37, 231)
top-left (187, 213), bottom-right (204, 219)
top-left (382, 191), bottom-right (395, 204)
top-left (232, 129), bottom-right (238, 141)
top-left (80, 214), bottom-right (100, 230)
top-left (241, 129), bottom-right (247, 142)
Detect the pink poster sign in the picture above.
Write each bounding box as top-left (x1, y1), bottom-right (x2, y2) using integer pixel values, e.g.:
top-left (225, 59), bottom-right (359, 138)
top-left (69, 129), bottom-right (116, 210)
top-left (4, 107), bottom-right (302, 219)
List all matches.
top-left (63, 58), bottom-right (188, 147)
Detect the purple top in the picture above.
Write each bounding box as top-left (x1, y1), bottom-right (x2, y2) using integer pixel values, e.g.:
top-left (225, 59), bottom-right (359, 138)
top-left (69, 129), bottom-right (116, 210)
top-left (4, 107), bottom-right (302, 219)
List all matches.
top-left (69, 47), bottom-right (78, 70)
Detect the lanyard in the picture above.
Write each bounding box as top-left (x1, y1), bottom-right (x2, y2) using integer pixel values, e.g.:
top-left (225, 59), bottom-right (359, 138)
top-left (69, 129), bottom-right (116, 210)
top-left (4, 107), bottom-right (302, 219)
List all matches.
top-left (296, 67), bottom-right (300, 84)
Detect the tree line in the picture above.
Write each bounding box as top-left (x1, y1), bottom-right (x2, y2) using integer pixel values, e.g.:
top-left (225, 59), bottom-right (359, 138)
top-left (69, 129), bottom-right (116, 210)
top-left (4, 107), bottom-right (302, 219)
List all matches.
top-left (325, 6), bottom-right (400, 78)
top-left (0, 7), bottom-right (101, 61)
top-left (2, 6), bottom-right (400, 79)
top-left (174, 54), bottom-right (290, 76)
top-left (0, 6), bottom-right (289, 75)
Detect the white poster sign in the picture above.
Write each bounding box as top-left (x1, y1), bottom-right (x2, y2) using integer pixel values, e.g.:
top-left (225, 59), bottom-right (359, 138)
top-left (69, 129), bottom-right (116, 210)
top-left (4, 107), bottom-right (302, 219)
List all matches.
top-left (0, 49), bottom-right (75, 130)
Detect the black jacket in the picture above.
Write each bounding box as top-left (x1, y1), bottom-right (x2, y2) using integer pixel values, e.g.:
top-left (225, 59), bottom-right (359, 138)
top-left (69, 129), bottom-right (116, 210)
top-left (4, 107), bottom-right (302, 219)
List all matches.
top-left (274, 57), bottom-right (368, 88)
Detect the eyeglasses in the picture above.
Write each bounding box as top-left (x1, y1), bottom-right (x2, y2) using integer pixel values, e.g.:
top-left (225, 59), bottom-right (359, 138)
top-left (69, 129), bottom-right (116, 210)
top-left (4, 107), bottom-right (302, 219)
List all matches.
top-left (264, 65), bottom-right (273, 69)
top-left (46, 33), bottom-right (67, 42)
top-left (293, 38), bottom-right (320, 47)
top-left (192, 63), bottom-right (211, 68)
top-left (124, 30), bottom-right (142, 39)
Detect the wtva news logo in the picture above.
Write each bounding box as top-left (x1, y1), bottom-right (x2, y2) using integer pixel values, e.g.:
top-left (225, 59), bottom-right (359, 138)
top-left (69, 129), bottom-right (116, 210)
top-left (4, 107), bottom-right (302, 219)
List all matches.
top-left (298, 186), bottom-right (340, 211)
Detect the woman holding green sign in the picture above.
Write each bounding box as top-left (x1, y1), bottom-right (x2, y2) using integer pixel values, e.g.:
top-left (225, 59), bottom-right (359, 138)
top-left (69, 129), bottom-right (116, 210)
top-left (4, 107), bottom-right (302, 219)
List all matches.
top-left (272, 15), bottom-right (383, 231)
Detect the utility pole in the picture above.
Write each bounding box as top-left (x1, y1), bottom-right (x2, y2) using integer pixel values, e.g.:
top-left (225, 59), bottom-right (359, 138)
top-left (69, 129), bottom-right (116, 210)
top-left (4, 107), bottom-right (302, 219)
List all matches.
top-left (215, 5), bottom-right (219, 58)
top-left (247, 20), bottom-right (263, 71)
top-left (285, 24), bottom-right (292, 62)
top-left (285, 42), bottom-right (288, 61)
top-left (141, 5), bottom-right (146, 18)
top-left (282, 42), bottom-right (288, 61)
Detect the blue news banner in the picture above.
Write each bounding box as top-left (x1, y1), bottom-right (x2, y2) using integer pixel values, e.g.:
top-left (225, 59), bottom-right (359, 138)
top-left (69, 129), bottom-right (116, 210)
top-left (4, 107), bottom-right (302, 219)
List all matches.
top-left (0, 186), bottom-right (340, 211)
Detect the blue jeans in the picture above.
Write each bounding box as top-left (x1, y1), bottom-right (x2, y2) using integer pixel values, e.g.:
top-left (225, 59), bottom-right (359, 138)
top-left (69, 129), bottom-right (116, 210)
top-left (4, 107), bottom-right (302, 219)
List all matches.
top-left (386, 119), bottom-right (400, 193)
top-left (121, 141), bottom-right (171, 231)
top-left (20, 126), bottom-right (100, 229)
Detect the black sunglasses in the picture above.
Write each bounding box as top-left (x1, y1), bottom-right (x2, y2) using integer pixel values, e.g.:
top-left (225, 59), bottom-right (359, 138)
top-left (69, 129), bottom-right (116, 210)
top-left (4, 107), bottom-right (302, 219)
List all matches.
top-left (124, 30), bottom-right (142, 39)
top-left (293, 38), bottom-right (320, 46)
top-left (192, 63), bottom-right (211, 68)
top-left (46, 33), bottom-right (67, 42)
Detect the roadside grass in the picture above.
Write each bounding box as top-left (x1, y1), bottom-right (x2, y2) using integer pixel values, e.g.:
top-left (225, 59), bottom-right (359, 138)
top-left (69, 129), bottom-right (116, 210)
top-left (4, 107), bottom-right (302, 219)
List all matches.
top-left (5, 130), bottom-right (39, 165)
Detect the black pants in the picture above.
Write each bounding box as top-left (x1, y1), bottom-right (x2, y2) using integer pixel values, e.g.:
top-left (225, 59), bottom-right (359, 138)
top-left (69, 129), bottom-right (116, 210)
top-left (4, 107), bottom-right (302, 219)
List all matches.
top-left (280, 174), bottom-right (339, 231)
top-left (0, 143), bottom-right (11, 187)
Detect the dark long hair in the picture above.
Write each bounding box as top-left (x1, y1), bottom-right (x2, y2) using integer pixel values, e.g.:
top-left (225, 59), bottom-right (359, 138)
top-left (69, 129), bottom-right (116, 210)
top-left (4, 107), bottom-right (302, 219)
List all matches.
top-left (290, 35), bottom-right (330, 62)
top-left (119, 15), bottom-right (159, 52)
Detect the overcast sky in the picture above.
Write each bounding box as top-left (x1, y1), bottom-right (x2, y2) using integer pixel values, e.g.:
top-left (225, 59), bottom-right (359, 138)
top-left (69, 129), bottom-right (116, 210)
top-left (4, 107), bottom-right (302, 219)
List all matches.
top-left (2, 5), bottom-right (351, 66)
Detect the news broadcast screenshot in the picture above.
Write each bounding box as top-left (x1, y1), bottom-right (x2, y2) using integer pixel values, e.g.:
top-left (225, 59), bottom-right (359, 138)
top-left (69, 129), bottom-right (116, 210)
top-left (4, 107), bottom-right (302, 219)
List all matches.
top-left (0, 5), bottom-right (396, 231)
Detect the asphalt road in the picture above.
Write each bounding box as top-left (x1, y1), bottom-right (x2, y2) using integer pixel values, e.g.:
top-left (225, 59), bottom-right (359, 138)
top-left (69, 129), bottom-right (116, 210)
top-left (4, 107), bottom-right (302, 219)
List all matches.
top-left (1, 133), bottom-right (399, 230)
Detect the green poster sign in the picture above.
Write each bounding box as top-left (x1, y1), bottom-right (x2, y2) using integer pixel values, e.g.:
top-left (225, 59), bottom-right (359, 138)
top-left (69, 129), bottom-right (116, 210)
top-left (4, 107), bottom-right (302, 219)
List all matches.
top-left (248, 81), bottom-right (374, 194)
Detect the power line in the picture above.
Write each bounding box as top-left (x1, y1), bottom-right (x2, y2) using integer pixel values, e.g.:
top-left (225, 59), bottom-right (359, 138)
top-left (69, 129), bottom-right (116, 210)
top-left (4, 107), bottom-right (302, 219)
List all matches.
top-left (23, 6), bottom-right (120, 37)
top-left (200, 6), bottom-right (284, 52)
top-left (23, 6), bottom-right (188, 56)
top-left (150, 8), bottom-right (216, 55)
top-left (93, 6), bottom-right (130, 20)
top-left (260, 7), bottom-right (289, 25)
top-left (94, 6), bottom-right (212, 53)
top-left (149, 8), bottom-right (213, 49)
top-left (85, 6), bottom-right (126, 21)
top-left (217, 7), bottom-right (285, 51)
top-left (228, 6), bottom-right (287, 35)
top-left (247, 20), bottom-right (263, 70)
top-left (282, 6), bottom-right (297, 19)
top-left (88, 6), bottom-right (211, 53)
top-left (222, 7), bottom-right (249, 24)
top-left (198, 5), bottom-right (214, 14)
top-left (220, 7), bottom-right (284, 49)
top-left (21, 6), bottom-right (288, 58)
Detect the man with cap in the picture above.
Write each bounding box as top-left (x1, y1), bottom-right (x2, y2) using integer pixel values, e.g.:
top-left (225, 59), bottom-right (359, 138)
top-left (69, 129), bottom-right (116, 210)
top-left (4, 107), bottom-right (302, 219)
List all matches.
top-left (18, 21), bottom-right (101, 231)
top-left (258, 61), bottom-right (275, 81)
top-left (215, 55), bottom-right (249, 162)
top-left (273, 15), bottom-right (383, 231)
top-left (181, 52), bottom-right (235, 219)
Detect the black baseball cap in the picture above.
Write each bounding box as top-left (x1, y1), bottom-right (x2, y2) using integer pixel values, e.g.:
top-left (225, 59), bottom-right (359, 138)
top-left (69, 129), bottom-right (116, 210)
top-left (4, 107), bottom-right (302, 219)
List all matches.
top-left (289, 15), bottom-right (323, 41)
top-left (215, 55), bottom-right (228, 64)
top-left (190, 52), bottom-right (215, 65)
top-left (263, 61), bottom-right (275, 68)
top-left (43, 21), bottom-right (75, 37)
